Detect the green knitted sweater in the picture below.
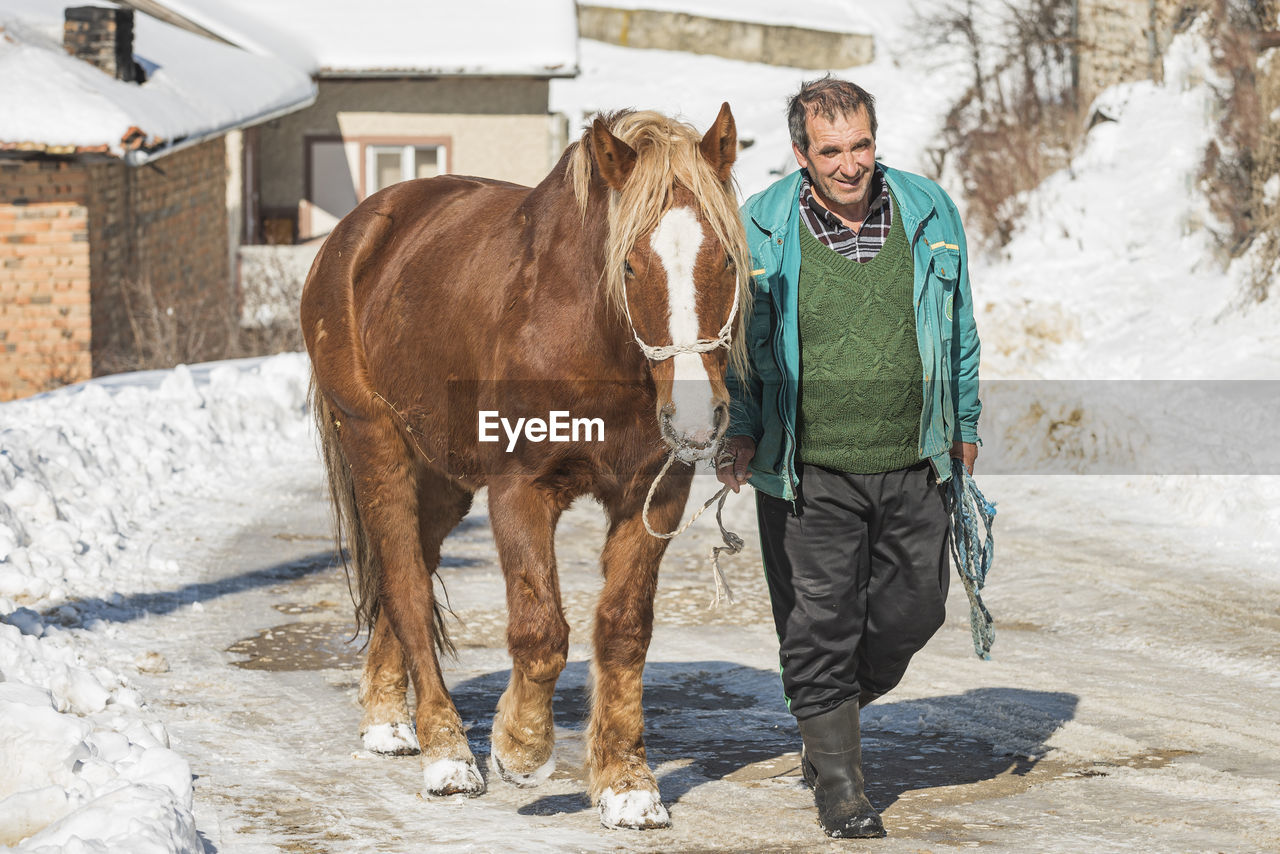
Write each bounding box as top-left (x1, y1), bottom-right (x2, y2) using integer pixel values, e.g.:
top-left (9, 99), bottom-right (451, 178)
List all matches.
top-left (796, 198), bottom-right (923, 474)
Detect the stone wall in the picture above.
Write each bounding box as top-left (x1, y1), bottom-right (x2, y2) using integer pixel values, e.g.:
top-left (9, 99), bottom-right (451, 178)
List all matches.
top-left (1078, 0), bottom-right (1208, 109)
top-left (578, 5), bottom-right (873, 70)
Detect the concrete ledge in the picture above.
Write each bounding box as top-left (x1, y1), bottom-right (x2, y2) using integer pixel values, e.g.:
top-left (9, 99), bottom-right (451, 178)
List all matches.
top-left (578, 6), bottom-right (874, 70)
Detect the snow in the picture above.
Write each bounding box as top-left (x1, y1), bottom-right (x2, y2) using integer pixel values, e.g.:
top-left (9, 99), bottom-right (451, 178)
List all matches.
top-left (3, 3), bottom-right (1280, 852)
top-left (0, 1), bottom-right (314, 155)
top-left (157, 0), bottom-right (579, 77)
top-left (596, 787), bottom-right (669, 830)
top-left (360, 722), bottom-right (419, 755)
top-left (420, 757), bottom-right (485, 795)
top-left (550, 25), bottom-right (967, 199)
top-left (0, 355), bottom-right (311, 851)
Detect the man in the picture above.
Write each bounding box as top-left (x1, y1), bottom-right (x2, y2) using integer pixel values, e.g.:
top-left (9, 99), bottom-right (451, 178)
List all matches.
top-left (717, 77), bottom-right (981, 839)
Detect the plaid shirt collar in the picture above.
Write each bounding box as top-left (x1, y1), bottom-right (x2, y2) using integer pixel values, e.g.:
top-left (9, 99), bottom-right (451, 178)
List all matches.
top-left (799, 166), bottom-right (893, 263)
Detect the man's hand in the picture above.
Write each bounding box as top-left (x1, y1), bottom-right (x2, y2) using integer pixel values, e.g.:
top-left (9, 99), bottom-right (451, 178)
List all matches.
top-left (715, 435), bottom-right (756, 493)
top-left (951, 440), bottom-right (978, 474)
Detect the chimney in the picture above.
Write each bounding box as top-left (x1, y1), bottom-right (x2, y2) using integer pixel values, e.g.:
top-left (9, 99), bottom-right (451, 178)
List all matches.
top-left (64, 6), bottom-right (141, 83)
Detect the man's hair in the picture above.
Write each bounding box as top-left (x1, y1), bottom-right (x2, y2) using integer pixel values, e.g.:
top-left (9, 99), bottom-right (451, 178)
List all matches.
top-left (787, 75), bottom-right (878, 153)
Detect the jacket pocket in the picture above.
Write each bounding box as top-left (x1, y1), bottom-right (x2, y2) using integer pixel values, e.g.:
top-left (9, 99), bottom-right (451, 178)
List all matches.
top-left (752, 379), bottom-right (786, 478)
top-left (747, 295), bottom-right (782, 383)
top-left (929, 246), bottom-right (959, 345)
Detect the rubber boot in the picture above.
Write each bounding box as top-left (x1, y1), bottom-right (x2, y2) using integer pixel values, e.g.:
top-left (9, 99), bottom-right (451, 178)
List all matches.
top-left (797, 701), bottom-right (885, 839)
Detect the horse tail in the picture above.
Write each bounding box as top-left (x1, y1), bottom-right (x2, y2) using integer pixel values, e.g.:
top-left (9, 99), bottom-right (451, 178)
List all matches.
top-left (311, 375), bottom-right (377, 645)
top-left (310, 372), bottom-right (457, 659)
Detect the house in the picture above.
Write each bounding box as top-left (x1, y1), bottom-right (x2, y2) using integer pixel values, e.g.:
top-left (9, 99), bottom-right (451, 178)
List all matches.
top-left (0, 1), bottom-right (578, 402)
top-left (0, 1), bottom-right (314, 401)
top-left (153, 0), bottom-right (580, 243)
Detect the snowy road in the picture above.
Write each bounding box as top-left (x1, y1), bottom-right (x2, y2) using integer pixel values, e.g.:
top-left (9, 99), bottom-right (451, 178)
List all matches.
top-left (102, 461), bottom-right (1280, 853)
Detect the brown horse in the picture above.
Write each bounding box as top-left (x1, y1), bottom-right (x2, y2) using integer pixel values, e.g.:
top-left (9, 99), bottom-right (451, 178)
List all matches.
top-left (300, 105), bottom-right (749, 828)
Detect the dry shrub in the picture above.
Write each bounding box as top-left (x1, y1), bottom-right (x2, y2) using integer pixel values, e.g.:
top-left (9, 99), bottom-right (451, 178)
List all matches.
top-left (917, 0), bottom-right (1080, 249)
top-left (1201, 0), bottom-right (1280, 302)
top-left (25, 307), bottom-right (90, 394)
top-left (947, 100), bottom-right (1078, 247)
top-left (95, 273), bottom-right (301, 377)
top-left (1201, 0), bottom-right (1263, 255)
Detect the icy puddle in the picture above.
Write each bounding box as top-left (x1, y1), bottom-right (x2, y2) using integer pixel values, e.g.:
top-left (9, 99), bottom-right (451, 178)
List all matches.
top-left (227, 620), bottom-right (362, 671)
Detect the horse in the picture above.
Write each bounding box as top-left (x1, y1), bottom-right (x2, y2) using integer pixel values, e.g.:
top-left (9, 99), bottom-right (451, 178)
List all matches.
top-left (300, 105), bottom-right (750, 829)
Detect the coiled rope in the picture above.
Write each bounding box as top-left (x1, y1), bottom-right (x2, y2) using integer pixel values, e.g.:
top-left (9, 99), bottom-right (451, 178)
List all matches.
top-left (641, 452), bottom-right (742, 607)
top-left (947, 457), bottom-right (997, 659)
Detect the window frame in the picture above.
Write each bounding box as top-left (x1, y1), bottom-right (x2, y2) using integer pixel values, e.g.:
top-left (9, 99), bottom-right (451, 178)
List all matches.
top-left (358, 136), bottom-right (452, 198)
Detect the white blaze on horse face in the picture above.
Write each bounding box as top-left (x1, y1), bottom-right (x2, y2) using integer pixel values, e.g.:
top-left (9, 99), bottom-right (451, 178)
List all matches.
top-left (651, 205), bottom-right (717, 445)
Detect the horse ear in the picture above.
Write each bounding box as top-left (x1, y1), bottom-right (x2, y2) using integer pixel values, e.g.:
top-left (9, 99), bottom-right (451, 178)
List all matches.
top-left (699, 102), bottom-right (737, 182)
top-left (591, 118), bottom-right (637, 191)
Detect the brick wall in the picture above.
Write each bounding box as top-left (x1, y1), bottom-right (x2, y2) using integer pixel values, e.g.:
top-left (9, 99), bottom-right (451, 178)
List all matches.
top-left (85, 137), bottom-right (231, 375)
top-left (0, 161), bottom-right (93, 401)
top-left (0, 137), bottom-right (231, 400)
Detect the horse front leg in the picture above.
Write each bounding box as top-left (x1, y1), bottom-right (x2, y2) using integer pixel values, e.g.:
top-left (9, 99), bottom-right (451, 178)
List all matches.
top-left (487, 480), bottom-right (570, 786)
top-left (589, 471), bottom-right (692, 830)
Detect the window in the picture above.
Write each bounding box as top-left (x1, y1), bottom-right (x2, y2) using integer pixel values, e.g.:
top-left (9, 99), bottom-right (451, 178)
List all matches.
top-left (365, 144), bottom-right (446, 195)
top-left (302, 136), bottom-right (450, 241)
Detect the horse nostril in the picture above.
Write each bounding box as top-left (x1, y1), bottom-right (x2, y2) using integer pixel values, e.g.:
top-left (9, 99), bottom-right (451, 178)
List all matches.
top-left (712, 403), bottom-right (729, 435)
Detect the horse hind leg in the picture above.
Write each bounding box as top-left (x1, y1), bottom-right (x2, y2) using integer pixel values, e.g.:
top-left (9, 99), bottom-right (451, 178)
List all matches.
top-left (339, 411), bottom-right (482, 796)
top-left (358, 611), bottom-right (418, 755)
top-left (358, 476), bottom-right (472, 757)
top-left (486, 480), bottom-right (570, 787)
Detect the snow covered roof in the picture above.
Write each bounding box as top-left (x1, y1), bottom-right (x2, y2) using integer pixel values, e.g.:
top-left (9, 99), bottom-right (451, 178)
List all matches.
top-left (0, 0), bottom-right (315, 160)
top-left (155, 0), bottom-right (580, 79)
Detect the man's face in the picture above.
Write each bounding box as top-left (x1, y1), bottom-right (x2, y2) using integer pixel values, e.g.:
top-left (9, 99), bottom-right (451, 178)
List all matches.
top-left (792, 106), bottom-right (877, 219)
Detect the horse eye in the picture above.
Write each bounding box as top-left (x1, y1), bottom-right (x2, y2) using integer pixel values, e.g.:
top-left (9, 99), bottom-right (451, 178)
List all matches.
top-left (724, 255), bottom-right (735, 271)
top-left (625, 261), bottom-right (636, 277)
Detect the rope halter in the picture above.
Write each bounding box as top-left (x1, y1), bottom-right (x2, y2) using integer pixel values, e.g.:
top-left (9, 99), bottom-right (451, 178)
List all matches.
top-left (620, 274), bottom-right (740, 363)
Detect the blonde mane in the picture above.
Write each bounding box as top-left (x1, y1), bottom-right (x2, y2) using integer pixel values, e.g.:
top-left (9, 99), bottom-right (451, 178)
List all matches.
top-left (567, 110), bottom-right (753, 375)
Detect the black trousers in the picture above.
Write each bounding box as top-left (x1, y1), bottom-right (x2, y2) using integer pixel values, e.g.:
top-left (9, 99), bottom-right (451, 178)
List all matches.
top-left (756, 461), bottom-right (951, 721)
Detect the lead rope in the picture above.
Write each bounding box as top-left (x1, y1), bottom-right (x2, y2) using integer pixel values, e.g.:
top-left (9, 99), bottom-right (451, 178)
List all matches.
top-left (947, 457), bottom-right (997, 659)
top-left (628, 281), bottom-right (744, 606)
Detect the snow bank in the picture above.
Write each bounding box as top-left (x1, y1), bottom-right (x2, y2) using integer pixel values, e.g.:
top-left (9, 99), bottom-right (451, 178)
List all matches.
top-left (0, 355), bottom-right (312, 608)
top-left (0, 624), bottom-right (198, 853)
top-left (0, 354), bottom-right (313, 851)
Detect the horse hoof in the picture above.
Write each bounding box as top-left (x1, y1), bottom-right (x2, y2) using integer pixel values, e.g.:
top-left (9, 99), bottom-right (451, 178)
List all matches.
top-left (598, 788), bottom-right (671, 830)
top-left (422, 758), bottom-right (486, 797)
top-left (361, 722), bottom-right (420, 756)
top-left (489, 750), bottom-right (555, 788)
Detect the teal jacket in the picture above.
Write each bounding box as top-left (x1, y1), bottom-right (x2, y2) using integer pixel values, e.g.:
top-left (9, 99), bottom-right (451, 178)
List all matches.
top-left (727, 166), bottom-right (982, 499)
